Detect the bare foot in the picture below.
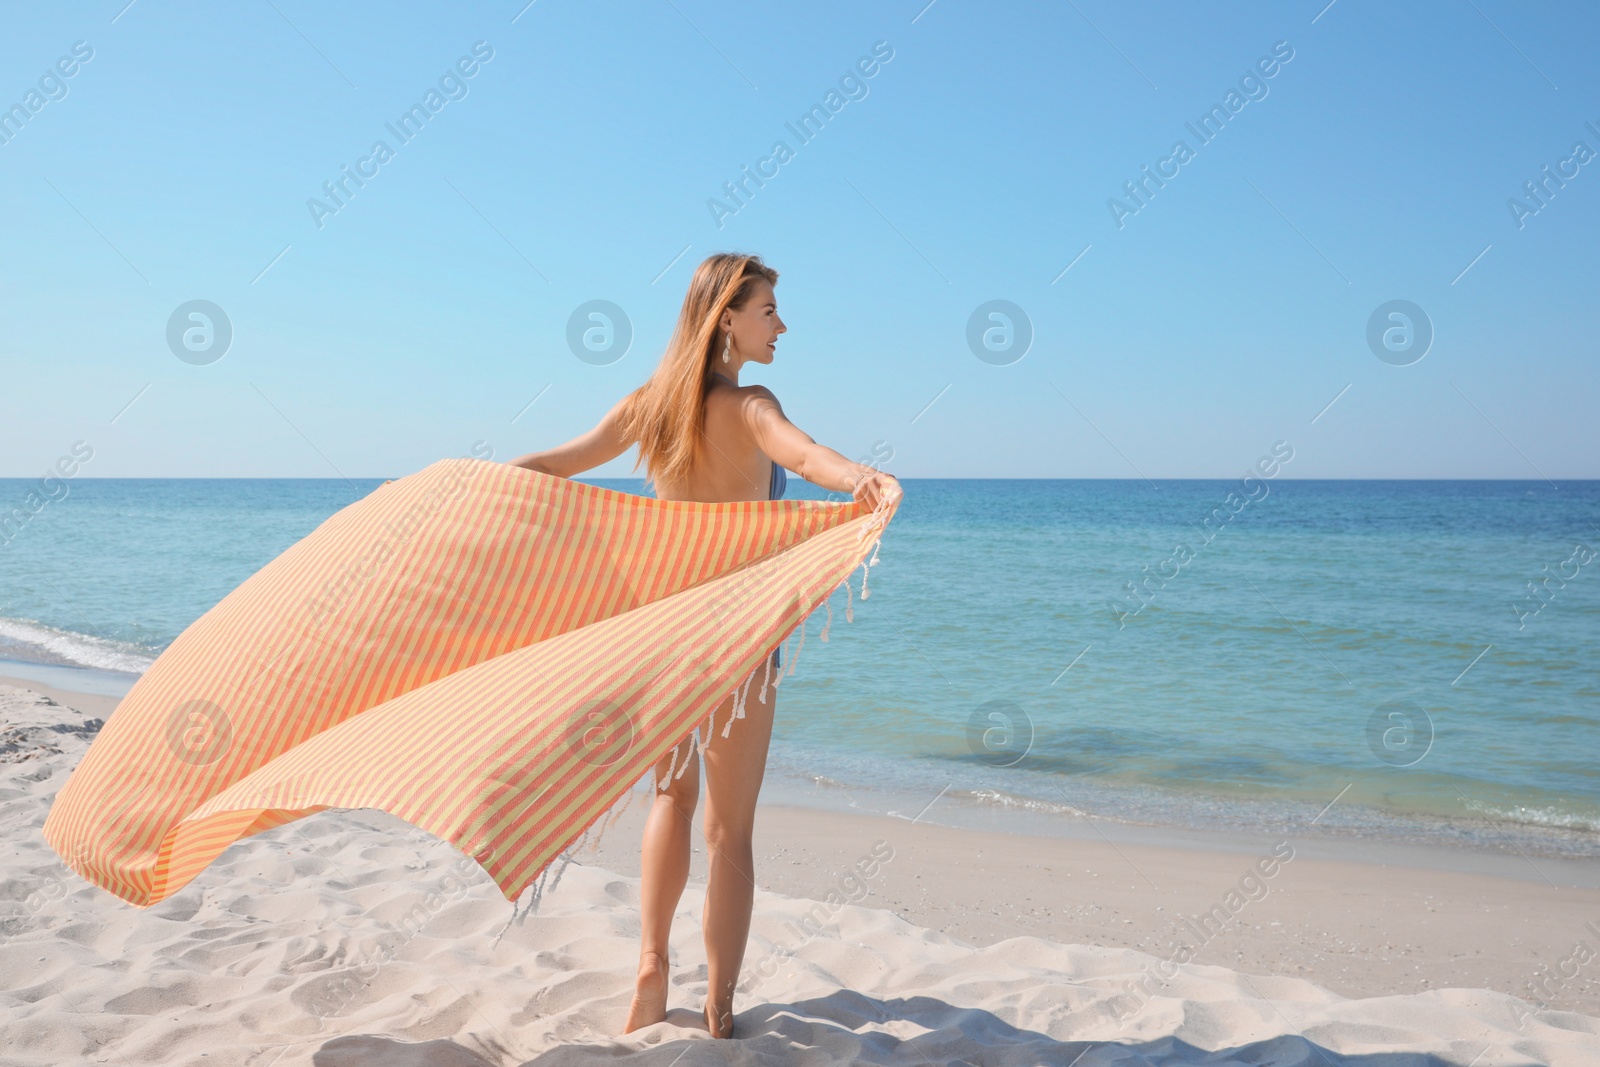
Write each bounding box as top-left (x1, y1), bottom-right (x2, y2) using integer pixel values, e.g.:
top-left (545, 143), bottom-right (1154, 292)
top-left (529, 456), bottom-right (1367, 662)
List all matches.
top-left (623, 951), bottom-right (668, 1033)
top-left (704, 1000), bottom-right (734, 1039)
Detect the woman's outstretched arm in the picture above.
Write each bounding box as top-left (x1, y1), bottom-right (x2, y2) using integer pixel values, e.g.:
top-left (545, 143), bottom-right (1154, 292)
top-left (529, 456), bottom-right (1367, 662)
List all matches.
top-left (740, 387), bottom-right (897, 508)
top-left (508, 396), bottom-right (632, 477)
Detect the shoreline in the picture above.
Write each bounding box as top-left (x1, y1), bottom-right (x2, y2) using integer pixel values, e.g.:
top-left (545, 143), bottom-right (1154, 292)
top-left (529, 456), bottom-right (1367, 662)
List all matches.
top-left (9, 668), bottom-right (1600, 1011)
top-left (9, 657), bottom-right (1596, 882)
top-left (757, 772), bottom-right (1600, 889)
top-left (5, 670), bottom-right (1600, 1059)
top-left (586, 799), bottom-right (1600, 1019)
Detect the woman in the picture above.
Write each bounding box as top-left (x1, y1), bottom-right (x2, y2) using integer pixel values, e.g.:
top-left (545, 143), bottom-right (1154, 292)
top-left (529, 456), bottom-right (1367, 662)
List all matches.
top-left (507, 253), bottom-right (897, 1038)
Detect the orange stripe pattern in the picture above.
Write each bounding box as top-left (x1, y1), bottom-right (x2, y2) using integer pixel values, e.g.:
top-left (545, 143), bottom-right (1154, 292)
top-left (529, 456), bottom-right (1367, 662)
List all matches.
top-left (42, 458), bottom-right (901, 908)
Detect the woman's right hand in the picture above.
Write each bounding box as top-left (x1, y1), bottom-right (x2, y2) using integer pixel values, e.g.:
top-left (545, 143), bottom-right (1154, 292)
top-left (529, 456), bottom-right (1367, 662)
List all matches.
top-left (850, 470), bottom-right (899, 510)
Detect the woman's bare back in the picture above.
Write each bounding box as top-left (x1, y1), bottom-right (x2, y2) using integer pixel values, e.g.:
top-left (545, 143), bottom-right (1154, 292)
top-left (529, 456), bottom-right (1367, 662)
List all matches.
top-left (652, 379), bottom-right (777, 503)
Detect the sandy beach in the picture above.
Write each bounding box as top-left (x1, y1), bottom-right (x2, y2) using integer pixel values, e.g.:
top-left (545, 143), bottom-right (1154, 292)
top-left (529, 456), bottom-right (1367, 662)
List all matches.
top-left (7, 1), bottom-right (1598, 1061)
top-left (5, 673), bottom-right (1599, 1066)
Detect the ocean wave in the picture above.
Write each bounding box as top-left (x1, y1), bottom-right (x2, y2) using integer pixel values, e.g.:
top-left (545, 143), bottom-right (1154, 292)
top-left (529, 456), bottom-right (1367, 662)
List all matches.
top-left (0, 616), bottom-right (155, 675)
top-left (772, 739), bottom-right (1600, 859)
top-left (963, 787), bottom-right (1087, 817)
top-left (1452, 795), bottom-right (1600, 834)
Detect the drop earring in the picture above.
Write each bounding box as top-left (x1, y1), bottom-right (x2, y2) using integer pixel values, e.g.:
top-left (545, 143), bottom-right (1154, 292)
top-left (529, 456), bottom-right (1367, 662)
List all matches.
top-left (722, 331), bottom-right (731, 363)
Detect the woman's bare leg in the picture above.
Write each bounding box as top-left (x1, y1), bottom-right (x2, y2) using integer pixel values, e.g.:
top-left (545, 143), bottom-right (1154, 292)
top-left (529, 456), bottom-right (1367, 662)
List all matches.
top-left (699, 651), bottom-right (778, 1037)
top-left (623, 732), bottom-right (701, 1033)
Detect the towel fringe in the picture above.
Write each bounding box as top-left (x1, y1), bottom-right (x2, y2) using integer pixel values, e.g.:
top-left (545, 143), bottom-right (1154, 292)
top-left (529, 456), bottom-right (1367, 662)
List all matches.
top-left (493, 883), bottom-right (531, 947)
top-left (568, 826), bottom-right (593, 864)
top-left (522, 861), bottom-right (554, 920)
top-left (495, 848), bottom-right (560, 944)
top-left (742, 671), bottom-right (753, 719)
top-left (697, 707), bottom-right (715, 756)
top-left (723, 670), bottom-right (755, 738)
top-left (501, 774), bottom-right (644, 947)
top-left (670, 521), bottom-right (890, 768)
top-left (657, 742), bottom-right (677, 791)
top-left (673, 735), bottom-right (694, 780)
top-left (545, 848), bottom-right (577, 899)
top-left (788, 620), bottom-right (804, 677)
top-left (855, 484), bottom-right (896, 546)
top-left (757, 648), bottom-right (774, 705)
top-left (588, 786), bottom-right (635, 857)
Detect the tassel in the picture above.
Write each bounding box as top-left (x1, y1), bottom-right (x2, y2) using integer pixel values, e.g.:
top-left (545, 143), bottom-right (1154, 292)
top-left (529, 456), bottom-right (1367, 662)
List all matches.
top-left (819, 597), bottom-right (833, 643)
top-left (536, 829), bottom-right (592, 908)
top-left (674, 736), bottom-right (694, 779)
top-left (858, 489), bottom-right (894, 543)
top-left (546, 847), bottom-right (577, 896)
top-left (697, 708), bottom-right (715, 755)
top-left (845, 574), bottom-right (855, 624)
top-left (529, 862), bottom-right (552, 913)
top-left (658, 742), bottom-right (678, 791)
top-left (860, 560), bottom-right (871, 601)
top-left (723, 671), bottom-right (754, 738)
top-left (771, 631), bottom-right (798, 686)
top-left (790, 619), bottom-right (804, 675)
top-left (493, 883), bottom-right (532, 947)
top-left (869, 536), bottom-right (882, 568)
top-left (757, 649), bottom-right (774, 705)
top-left (591, 787), bottom-right (635, 854)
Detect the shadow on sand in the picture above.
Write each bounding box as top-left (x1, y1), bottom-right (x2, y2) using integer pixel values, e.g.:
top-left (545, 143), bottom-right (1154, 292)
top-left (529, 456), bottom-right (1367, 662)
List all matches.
top-left (300, 988), bottom-right (1505, 1066)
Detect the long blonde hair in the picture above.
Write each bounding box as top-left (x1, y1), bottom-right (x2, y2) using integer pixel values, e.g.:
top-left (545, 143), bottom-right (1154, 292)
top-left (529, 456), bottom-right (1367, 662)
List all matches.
top-left (617, 252), bottom-right (780, 492)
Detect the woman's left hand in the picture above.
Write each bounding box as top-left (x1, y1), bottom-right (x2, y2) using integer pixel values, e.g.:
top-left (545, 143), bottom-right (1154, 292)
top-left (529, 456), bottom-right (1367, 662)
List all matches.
top-left (850, 470), bottom-right (898, 510)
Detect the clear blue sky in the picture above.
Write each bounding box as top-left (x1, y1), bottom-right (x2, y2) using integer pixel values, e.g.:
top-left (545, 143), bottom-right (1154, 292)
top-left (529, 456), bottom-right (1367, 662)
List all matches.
top-left (2, 0), bottom-right (1595, 479)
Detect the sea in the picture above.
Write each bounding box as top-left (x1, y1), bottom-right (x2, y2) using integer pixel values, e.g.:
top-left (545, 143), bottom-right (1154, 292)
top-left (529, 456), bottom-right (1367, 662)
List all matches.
top-left (2, 476), bottom-right (1596, 864)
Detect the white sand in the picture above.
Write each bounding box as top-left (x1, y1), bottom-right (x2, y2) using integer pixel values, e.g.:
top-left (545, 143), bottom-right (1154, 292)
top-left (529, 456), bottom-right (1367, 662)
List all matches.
top-left (4, 679), bottom-right (1599, 1066)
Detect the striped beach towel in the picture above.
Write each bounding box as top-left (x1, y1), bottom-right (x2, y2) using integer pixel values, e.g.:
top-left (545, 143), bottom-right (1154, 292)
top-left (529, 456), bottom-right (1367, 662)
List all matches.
top-left (42, 458), bottom-right (900, 908)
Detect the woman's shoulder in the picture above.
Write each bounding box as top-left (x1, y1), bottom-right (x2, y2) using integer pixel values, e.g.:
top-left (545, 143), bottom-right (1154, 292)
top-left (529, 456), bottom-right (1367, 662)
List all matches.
top-left (706, 379), bottom-right (779, 413)
top-left (713, 380), bottom-right (779, 405)
top-left (705, 381), bottom-right (782, 445)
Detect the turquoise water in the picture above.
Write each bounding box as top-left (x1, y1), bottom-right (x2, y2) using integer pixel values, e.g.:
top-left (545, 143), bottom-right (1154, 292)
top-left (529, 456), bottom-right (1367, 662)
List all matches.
top-left (2, 476), bottom-right (1596, 858)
